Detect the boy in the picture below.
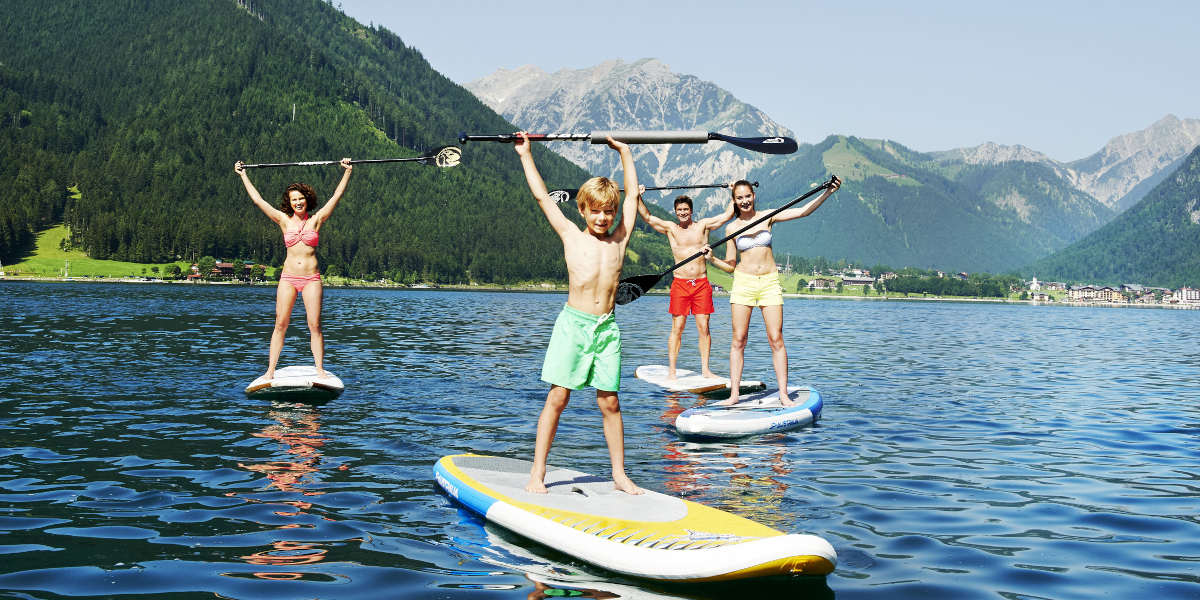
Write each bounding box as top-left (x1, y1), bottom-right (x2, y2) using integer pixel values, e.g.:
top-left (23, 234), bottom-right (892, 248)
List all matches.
top-left (514, 131), bottom-right (643, 495)
top-left (635, 185), bottom-right (735, 380)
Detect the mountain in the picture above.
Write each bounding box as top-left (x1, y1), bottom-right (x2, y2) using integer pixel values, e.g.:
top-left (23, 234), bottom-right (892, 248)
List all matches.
top-left (1067, 114), bottom-right (1200, 211)
top-left (745, 136), bottom-right (1114, 273)
top-left (0, 0), bottom-right (674, 282)
top-left (933, 115), bottom-right (1200, 212)
top-left (466, 59), bottom-right (1200, 274)
top-left (1029, 145), bottom-right (1200, 288)
top-left (466, 59), bottom-right (794, 213)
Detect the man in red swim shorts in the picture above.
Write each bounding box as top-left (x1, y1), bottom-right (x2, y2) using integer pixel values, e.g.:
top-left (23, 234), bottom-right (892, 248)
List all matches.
top-left (636, 186), bottom-right (735, 379)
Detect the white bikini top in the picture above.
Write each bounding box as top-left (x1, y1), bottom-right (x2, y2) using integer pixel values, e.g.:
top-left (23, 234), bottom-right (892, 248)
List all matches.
top-left (735, 229), bottom-right (773, 251)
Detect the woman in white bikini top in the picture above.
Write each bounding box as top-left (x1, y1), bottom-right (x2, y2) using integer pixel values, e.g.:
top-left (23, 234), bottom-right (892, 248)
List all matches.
top-left (706, 178), bottom-right (840, 407)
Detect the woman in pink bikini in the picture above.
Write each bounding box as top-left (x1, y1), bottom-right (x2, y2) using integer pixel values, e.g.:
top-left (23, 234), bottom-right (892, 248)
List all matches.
top-left (234, 158), bottom-right (353, 381)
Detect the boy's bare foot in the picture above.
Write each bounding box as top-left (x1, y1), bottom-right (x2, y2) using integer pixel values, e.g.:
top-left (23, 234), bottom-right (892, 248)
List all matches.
top-left (315, 367), bottom-right (330, 378)
top-left (524, 478), bottom-right (548, 494)
top-left (613, 475), bottom-right (643, 495)
top-left (701, 370), bottom-right (720, 379)
top-left (262, 370), bottom-right (274, 381)
top-left (666, 370), bottom-right (677, 381)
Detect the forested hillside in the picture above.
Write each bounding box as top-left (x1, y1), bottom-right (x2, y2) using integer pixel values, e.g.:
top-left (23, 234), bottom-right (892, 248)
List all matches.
top-left (0, 0), bottom-right (671, 282)
top-left (1029, 146), bottom-right (1200, 288)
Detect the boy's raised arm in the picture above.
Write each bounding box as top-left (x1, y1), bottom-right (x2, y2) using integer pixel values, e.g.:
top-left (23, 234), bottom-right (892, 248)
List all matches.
top-left (515, 132), bottom-right (575, 237)
top-left (607, 136), bottom-right (639, 241)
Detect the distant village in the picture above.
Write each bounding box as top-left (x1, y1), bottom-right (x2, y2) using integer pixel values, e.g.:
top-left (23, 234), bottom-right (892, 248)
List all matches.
top-left (779, 261), bottom-right (1200, 307)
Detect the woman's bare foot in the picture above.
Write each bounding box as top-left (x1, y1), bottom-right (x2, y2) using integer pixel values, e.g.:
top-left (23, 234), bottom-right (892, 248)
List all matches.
top-left (714, 394), bottom-right (740, 406)
top-left (524, 477), bottom-right (548, 494)
top-left (701, 370), bottom-right (720, 379)
top-left (613, 474), bottom-right (643, 495)
top-left (779, 391), bottom-right (795, 407)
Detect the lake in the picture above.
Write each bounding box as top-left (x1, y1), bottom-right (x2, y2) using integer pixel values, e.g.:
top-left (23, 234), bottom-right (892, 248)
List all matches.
top-left (0, 281), bottom-right (1197, 599)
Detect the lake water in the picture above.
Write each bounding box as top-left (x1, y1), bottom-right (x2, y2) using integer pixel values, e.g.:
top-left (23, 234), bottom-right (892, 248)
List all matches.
top-left (1, 281), bottom-right (1197, 599)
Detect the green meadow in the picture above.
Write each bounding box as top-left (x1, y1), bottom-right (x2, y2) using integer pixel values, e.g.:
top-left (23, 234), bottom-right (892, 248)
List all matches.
top-left (5, 225), bottom-right (190, 279)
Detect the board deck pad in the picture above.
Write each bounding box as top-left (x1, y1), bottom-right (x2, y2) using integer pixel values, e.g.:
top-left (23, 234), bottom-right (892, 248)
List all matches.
top-left (635, 365), bottom-right (765, 394)
top-left (675, 385), bottom-right (822, 440)
top-left (434, 454), bottom-right (836, 582)
top-left (244, 365), bottom-right (344, 402)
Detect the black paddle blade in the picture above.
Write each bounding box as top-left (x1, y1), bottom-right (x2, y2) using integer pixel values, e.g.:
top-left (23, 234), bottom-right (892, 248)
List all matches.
top-left (615, 273), bottom-right (663, 305)
top-left (709, 133), bottom-right (799, 155)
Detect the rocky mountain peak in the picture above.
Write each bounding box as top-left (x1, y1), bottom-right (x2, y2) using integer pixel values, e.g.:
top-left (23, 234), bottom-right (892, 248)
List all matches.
top-left (465, 59), bottom-right (795, 214)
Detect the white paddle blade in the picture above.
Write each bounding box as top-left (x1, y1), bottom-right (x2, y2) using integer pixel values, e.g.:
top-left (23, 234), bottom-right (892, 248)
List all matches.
top-left (425, 146), bottom-right (462, 168)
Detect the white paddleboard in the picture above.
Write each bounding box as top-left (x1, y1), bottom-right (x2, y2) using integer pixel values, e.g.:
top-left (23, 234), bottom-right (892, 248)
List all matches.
top-left (675, 385), bottom-right (822, 440)
top-left (635, 365), bottom-right (765, 394)
top-left (244, 365), bottom-right (344, 402)
top-left (434, 454), bottom-right (836, 582)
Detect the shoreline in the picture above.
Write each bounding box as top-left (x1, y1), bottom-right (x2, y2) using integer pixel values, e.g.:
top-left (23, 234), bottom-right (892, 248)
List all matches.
top-left (4, 275), bottom-right (1198, 309)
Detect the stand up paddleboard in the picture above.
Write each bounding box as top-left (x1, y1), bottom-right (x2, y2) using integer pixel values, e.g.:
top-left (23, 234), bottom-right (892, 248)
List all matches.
top-left (675, 386), bottom-right (822, 441)
top-left (434, 454), bottom-right (836, 582)
top-left (244, 366), bottom-right (344, 403)
top-left (635, 365), bottom-right (766, 394)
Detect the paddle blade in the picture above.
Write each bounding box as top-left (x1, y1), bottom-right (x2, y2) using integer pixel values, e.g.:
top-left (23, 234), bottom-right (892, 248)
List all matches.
top-left (709, 133), bottom-right (799, 155)
top-left (548, 189), bottom-right (574, 204)
top-left (421, 146), bottom-right (462, 168)
top-left (615, 273), bottom-right (663, 305)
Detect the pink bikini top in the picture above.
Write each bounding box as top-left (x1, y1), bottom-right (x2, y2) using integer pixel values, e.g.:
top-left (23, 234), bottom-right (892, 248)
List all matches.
top-left (283, 217), bottom-right (319, 247)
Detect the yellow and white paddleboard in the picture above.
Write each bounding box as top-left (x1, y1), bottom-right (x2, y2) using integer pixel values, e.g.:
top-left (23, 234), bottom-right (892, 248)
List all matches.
top-left (434, 454), bottom-right (836, 582)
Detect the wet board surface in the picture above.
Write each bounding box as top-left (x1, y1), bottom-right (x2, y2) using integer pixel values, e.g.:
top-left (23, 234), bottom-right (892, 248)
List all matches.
top-left (675, 385), bottom-right (822, 440)
top-left (244, 365), bottom-right (344, 403)
top-left (434, 453), bottom-right (836, 582)
top-left (634, 365), bottom-right (766, 394)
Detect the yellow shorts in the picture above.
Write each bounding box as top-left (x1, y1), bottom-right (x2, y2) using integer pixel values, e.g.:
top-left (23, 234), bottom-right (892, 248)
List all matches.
top-left (730, 271), bottom-right (784, 306)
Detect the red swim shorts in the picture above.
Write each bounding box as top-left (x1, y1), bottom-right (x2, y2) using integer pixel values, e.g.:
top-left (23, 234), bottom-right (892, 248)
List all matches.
top-left (668, 277), bottom-right (715, 316)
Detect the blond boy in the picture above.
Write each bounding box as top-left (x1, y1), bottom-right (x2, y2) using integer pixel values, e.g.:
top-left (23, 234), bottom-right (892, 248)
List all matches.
top-left (514, 132), bottom-right (643, 495)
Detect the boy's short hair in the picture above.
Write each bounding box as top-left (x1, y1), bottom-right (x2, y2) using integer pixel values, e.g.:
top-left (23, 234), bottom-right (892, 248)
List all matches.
top-left (673, 195), bottom-right (693, 211)
top-left (576, 176), bottom-right (619, 212)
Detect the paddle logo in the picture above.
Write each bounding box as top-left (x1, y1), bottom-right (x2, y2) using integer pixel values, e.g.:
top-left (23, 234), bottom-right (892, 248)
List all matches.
top-left (549, 190), bottom-right (572, 204)
top-left (763, 137), bottom-right (786, 144)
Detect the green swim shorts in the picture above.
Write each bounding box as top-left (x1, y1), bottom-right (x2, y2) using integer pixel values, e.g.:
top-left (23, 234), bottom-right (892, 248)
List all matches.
top-left (541, 304), bottom-right (622, 392)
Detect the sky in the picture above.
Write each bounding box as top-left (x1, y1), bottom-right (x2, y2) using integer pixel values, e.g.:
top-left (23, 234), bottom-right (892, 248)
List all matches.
top-left (337, 0), bottom-right (1198, 162)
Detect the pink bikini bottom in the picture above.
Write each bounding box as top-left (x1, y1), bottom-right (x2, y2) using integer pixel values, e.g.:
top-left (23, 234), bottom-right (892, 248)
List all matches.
top-left (280, 272), bottom-right (321, 292)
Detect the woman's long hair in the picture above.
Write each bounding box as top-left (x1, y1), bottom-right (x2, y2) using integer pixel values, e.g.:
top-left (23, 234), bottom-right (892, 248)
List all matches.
top-left (280, 183), bottom-right (318, 216)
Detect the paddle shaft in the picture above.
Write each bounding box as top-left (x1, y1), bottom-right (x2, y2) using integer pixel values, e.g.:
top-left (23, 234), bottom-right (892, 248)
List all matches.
top-left (459, 131), bottom-right (796, 154)
top-left (242, 156), bottom-right (436, 168)
top-left (460, 131), bottom-right (709, 144)
top-left (551, 181), bottom-right (757, 201)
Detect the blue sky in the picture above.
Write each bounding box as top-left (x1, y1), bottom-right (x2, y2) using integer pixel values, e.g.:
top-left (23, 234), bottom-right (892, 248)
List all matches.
top-left (338, 0), bottom-right (1198, 162)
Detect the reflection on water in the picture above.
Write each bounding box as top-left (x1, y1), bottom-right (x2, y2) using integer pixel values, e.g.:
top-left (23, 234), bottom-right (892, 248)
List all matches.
top-left (1, 283), bottom-right (1199, 599)
top-left (232, 402), bottom-right (340, 578)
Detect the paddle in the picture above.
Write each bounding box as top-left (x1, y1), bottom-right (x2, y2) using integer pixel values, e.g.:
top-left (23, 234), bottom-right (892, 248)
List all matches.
top-left (240, 145), bottom-right (463, 169)
top-left (548, 182), bottom-right (758, 204)
top-left (459, 131), bottom-right (798, 155)
top-left (615, 175), bottom-right (841, 305)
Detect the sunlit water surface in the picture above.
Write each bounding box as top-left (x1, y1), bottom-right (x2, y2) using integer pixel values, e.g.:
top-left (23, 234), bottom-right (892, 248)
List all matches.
top-left (1, 282), bottom-right (1197, 599)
